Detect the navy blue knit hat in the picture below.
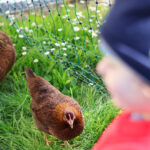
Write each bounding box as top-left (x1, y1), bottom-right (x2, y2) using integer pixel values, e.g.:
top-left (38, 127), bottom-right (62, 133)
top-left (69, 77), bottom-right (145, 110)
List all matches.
top-left (100, 0), bottom-right (150, 83)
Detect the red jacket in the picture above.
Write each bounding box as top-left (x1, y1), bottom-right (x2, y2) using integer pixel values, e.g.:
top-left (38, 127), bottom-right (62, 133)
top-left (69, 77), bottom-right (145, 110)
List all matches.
top-left (92, 111), bottom-right (150, 150)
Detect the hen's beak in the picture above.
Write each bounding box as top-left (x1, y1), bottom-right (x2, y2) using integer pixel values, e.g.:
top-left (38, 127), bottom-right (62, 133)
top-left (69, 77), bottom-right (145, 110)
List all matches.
top-left (68, 119), bottom-right (73, 129)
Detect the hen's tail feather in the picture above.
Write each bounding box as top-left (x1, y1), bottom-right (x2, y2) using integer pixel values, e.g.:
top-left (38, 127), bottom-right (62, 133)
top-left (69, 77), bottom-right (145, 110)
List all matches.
top-left (25, 67), bottom-right (35, 78)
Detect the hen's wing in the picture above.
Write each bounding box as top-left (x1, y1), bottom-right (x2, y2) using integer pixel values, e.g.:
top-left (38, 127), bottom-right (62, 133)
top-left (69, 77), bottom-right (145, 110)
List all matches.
top-left (30, 97), bottom-right (59, 133)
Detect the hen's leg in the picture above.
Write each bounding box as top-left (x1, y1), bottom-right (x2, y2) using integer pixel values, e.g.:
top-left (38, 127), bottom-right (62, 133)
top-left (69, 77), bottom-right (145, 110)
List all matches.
top-left (64, 141), bottom-right (72, 150)
top-left (43, 133), bottom-right (54, 146)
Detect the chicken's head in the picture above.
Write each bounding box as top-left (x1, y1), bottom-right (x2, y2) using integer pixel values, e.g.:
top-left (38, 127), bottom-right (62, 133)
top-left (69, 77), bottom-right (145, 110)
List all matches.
top-left (63, 111), bottom-right (76, 129)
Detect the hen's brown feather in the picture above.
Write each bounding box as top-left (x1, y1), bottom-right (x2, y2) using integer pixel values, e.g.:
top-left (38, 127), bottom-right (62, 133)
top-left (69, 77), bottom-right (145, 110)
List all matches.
top-left (0, 32), bottom-right (16, 82)
top-left (25, 68), bottom-right (84, 141)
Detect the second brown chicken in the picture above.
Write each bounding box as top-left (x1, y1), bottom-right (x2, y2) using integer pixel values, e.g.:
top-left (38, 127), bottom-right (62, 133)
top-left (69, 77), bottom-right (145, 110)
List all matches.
top-left (0, 31), bottom-right (16, 82)
top-left (25, 68), bottom-right (84, 146)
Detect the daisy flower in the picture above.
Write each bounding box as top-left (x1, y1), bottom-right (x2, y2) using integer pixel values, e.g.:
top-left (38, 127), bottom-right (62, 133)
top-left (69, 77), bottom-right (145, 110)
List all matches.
top-left (58, 28), bottom-right (62, 32)
top-left (61, 42), bottom-right (66, 46)
top-left (22, 46), bottom-right (27, 50)
top-left (63, 53), bottom-right (67, 56)
top-left (74, 37), bottom-right (80, 40)
top-left (19, 34), bottom-right (24, 38)
top-left (88, 83), bottom-right (94, 86)
top-left (22, 52), bottom-right (27, 55)
top-left (43, 41), bottom-right (46, 44)
top-left (51, 48), bottom-right (55, 51)
top-left (32, 22), bottom-right (36, 26)
top-left (62, 48), bottom-right (67, 51)
top-left (80, 0), bottom-right (85, 4)
top-left (74, 26), bottom-right (80, 32)
top-left (33, 59), bottom-right (39, 63)
top-left (68, 4), bottom-right (74, 7)
top-left (55, 43), bottom-right (60, 47)
top-left (44, 51), bottom-right (50, 55)
top-left (89, 7), bottom-right (96, 12)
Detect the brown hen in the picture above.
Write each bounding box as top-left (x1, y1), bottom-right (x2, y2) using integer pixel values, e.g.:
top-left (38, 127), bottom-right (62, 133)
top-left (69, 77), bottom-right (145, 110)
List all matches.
top-left (0, 31), bottom-right (16, 82)
top-left (25, 68), bottom-right (84, 147)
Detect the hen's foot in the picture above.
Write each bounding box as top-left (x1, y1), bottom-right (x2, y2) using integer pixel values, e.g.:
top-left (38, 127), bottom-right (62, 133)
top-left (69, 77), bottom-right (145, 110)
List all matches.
top-left (44, 133), bottom-right (54, 146)
top-left (61, 141), bottom-right (72, 150)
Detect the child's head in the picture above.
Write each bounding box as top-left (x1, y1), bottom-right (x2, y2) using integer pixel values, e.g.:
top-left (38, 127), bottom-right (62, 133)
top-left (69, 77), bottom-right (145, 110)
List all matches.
top-left (97, 0), bottom-right (150, 115)
top-left (96, 55), bottom-right (150, 114)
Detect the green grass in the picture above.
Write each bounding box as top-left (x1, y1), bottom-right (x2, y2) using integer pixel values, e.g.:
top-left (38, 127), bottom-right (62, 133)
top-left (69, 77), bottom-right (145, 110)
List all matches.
top-left (0, 1), bottom-right (118, 150)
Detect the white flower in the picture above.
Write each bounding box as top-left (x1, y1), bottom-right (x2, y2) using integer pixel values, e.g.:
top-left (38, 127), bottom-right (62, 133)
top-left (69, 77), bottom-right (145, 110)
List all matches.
top-left (80, 0), bottom-right (85, 4)
top-left (13, 44), bottom-right (16, 47)
top-left (9, 22), bottom-right (13, 26)
top-left (68, 45), bottom-right (71, 48)
top-left (22, 46), bottom-right (27, 50)
top-left (55, 43), bottom-right (60, 47)
top-left (43, 41), bottom-right (46, 44)
top-left (74, 26), bottom-right (80, 32)
top-left (25, 27), bottom-right (29, 32)
top-left (29, 3), bottom-right (33, 7)
top-left (97, 10), bottom-right (100, 13)
top-left (91, 15), bottom-right (96, 18)
top-left (100, 3), bottom-right (109, 7)
top-left (61, 4), bottom-right (64, 7)
top-left (62, 48), bottom-right (67, 51)
top-left (32, 12), bottom-right (35, 15)
top-left (43, 15), bottom-right (46, 18)
top-left (27, 1), bottom-right (32, 5)
top-left (32, 22), bottom-right (36, 26)
top-left (77, 12), bottom-right (85, 18)
top-left (62, 15), bottom-right (69, 19)
top-left (88, 83), bottom-right (94, 86)
top-left (58, 28), bottom-right (62, 32)
top-left (89, 7), bottom-right (96, 12)
top-left (29, 30), bottom-right (33, 33)
top-left (33, 59), bottom-right (38, 63)
top-left (63, 53), bottom-right (67, 56)
top-left (6, 11), bottom-right (10, 15)
top-left (74, 37), bottom-right (80, 40)
top-left (51, 48), bottom-right (55, 51)
top-left (68, 4), bottom-right (74, 7)
top-left (88, 30), bottom-right (92, 33)
top-left (72, 22), bottom-right (77, 25)
top-left (44, 51), bottom-right (50, 55)
top-left (92, 32), bottom-right (97, 38)
top-left (96, 21), bottom-right (100, 24)
top-left (95, 30), bottom-right (99, 34)
top-left (76, 12), bottom-right (82, 16)
top-left (0, 23), bottom-right (4, 27)
top-left (73, 18), bottom-right (77, 22)
top-left (89, 19), bottom-right (93, 22)
top-left (22, 52), bottom-right (27, 55)
top-left (16, 29), bottom-right (20, 33)
top-left (19, 34), bottom-right (24, 38)
top-left (10, 15), bottom-right (15, 20)
top-left (99, 16), bottom-right (102, 20)
top-left (83, 27), bottom-right (87, 31)
top-left (61, 42), bottom-right (66, 46)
